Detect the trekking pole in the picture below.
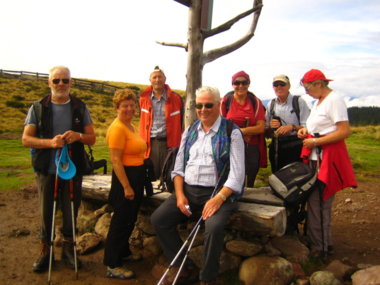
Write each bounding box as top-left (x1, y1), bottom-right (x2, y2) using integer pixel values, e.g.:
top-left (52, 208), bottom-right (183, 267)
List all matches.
top-left (48, 148), bottom-right (61, 285)
top-left (157, 217), bottom-right (203, 285)
top-left (69, 178), bottom-right (79, 279)
top-left (157, 163), bottom-right (230, 285)
top-left (172, 222), bottom-right (202, 285)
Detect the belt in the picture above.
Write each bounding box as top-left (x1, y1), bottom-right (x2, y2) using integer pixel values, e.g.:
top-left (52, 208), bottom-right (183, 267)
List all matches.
top-left (151, 137), bottom-right (167, 141)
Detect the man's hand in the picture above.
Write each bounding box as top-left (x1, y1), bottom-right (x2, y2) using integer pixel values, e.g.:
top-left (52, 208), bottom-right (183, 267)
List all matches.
top-left (177, 196), bottom-right (191, 217)
top-left (51, 135), bottom-right (65, 148)
top-left (62, 130), bottom-right (80, 144)
top-left (202, 196), bottom-right (223, 220)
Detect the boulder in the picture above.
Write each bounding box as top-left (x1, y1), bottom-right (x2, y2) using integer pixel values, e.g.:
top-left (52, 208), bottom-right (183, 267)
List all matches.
top-left (239, 256), bottom-right (293, 285)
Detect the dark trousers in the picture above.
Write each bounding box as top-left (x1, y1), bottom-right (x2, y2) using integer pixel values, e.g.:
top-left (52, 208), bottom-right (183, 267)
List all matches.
top-left (269, 136), bottom-right (302, 173)
top-left (103, 166), bottom-right (145, 268)
top-left (150, 138), bottom-right (168, 180)
top-left (36, 173), bottom-right (82, 242)
top-left (151, 184), bottom-right (236, 281)
top-left (245, 144), bottom-right (260, 187)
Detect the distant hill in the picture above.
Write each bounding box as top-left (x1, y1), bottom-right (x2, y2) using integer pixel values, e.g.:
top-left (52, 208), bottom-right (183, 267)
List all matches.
top-left (0, 72), bottom-right (378, 139)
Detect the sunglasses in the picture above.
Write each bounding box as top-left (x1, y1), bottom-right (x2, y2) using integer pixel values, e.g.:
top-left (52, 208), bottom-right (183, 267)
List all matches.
top-left (52, 78), bottom-right (70, 84)
top-left (233, 80), bottom-right (249, 86)
top-left (273, 82), bottom-right (287, 87)
top-left (195, 103), bottom-right (214, 109)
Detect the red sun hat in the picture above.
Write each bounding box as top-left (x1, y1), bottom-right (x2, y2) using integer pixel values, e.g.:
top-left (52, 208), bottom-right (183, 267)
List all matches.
top-left (301, 69), bottom-right (333, 83)
top-left (232, 71), bottom-right (250, 84)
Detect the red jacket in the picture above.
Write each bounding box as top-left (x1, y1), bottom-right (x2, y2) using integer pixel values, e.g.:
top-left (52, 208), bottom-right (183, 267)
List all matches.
top-left (301, 139), bottom-right (357, 200)
top-left (139, 84), bottom-right (183, 157)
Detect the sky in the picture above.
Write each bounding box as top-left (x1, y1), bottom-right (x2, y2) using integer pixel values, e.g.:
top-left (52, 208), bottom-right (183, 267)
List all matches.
top-left (1, 0), bottom-right (380, 107)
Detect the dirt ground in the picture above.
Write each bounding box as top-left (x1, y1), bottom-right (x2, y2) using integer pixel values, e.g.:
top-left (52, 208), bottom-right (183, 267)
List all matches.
top-left (0, 180), bottom-right (379, 285)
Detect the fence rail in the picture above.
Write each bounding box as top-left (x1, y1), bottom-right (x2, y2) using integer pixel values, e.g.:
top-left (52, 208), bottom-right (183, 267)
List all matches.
top-left (0, 69), bottom-right (125, 94)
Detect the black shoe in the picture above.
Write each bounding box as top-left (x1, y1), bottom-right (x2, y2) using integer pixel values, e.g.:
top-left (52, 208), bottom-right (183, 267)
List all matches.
top-left (32, 242), bottom-right (52, 273)
top-left (62, 240), bottom-right (82, 269)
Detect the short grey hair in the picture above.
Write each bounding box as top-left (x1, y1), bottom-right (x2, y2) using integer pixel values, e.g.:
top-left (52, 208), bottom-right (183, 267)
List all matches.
top-left (49, 66), bottom-right (71, 79)
top-left (195, 86), bottom-right (220, 102)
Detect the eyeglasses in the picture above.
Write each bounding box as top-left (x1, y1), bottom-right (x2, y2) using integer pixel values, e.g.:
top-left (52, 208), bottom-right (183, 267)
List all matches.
top-left (52, 78), bottom-right (70, 84)
top-left (233, 80), bottom-right (249, 86)
top-left (273, 82), bottom-right (286, 87)
top-left (195, 103), bottom-right (214, 109)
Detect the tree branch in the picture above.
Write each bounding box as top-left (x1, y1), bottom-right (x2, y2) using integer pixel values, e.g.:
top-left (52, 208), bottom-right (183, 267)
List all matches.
top-left (155, 40), bottom-right (188, 51)
top-left (202, 2), bottom-right (263, 39)
top-left (202, 0), bottom-right (263, 65)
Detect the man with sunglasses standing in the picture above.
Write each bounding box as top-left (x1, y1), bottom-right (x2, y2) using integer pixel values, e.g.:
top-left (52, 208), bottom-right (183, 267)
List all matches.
top-left (151, 86), bottom-right (245, 285)
top-left (265, 74), bottom-right (310, 173)
top-left (139, 66), bottom-right (183, 186)
top-left (221, 71), bottom-right (267, 187)
top-left (22, 66), bottom-right (96, 273)
top-left (265, 74), bottom-right (310, 235)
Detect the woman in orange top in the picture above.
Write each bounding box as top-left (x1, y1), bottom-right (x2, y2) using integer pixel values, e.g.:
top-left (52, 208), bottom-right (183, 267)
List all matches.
top-left (103, 89), bottom-right (147, 280)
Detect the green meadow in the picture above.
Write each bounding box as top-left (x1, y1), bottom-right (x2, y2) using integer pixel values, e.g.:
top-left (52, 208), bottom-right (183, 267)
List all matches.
top-left (0, 75), bottom-right (379, 191)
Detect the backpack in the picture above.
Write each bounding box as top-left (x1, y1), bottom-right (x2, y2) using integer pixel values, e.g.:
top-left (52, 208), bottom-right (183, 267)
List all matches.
top-left (31, 100), bottom-right (107, 175)
top-left (268, 161), bottom-right (316, 206)
top-left (160, 119), bottom-right (235, 193)
top-left (269, 95), bottom-right (300, 122)
top-left (224, 91), bottom-right (260, 118)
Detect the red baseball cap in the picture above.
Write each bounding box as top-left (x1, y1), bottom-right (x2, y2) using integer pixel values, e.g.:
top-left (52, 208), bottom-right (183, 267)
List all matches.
top-left (301, 69), bottom-right (333, 83)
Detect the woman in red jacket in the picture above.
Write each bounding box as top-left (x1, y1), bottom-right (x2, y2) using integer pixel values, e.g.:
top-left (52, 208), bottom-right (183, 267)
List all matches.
top-left (221, 71), bottom-right (267, 187)
top-left (298, 69), bottom-right (357, 260)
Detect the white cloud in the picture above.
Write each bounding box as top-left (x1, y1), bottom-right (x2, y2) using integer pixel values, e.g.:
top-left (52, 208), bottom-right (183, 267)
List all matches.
top-left (1, 0), bottom-right (379, 106)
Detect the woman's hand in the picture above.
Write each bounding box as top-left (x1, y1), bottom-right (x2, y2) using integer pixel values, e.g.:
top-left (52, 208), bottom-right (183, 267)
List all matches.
top-left (298, 127), bottom-right (308, 139)
top-left (124, 185), bottom-right (135, 200)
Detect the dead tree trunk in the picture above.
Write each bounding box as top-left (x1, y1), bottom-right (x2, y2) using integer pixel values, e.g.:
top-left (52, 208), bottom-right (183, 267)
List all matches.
top-left (159, 0), bottom-right (264, 128)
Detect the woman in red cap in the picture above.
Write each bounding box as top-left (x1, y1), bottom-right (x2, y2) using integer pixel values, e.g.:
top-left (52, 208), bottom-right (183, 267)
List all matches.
top-left (221, 71), bottom-right (267, 187)
top-left (298, 69), bottom-right (357, 260)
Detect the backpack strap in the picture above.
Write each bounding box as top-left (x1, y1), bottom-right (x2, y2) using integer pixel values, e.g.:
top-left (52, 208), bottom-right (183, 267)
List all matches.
top-left (292, 95), bottom-right (300, 123)
top-left (269, 96), bottom-right (300, 123)
top-left (32, 101), bottom-right (43, 136)
top-left (269, 98), bottom-right (276, 117)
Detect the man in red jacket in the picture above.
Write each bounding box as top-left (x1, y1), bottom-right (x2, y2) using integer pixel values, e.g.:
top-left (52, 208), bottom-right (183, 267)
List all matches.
top-left (139, 66), bottom-right (183, 182)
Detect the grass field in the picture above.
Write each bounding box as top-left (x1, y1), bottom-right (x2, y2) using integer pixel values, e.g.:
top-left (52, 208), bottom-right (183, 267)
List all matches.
top-left (1, 126), bottom-right (379, 192)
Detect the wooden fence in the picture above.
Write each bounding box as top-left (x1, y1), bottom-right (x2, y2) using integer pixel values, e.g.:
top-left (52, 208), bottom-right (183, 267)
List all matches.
top-left (0, 69), bottom-right (127, 94)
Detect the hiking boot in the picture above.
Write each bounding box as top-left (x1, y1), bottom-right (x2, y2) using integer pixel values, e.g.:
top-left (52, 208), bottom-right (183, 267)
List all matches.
top-left (106, 266), bottom-right (135, 280)
top-left (62, 238), bottom-right (82, 269)
top-left (32, 241), bottom-right (52, 273)
top-left (122, 253), bottom-right (143, 263)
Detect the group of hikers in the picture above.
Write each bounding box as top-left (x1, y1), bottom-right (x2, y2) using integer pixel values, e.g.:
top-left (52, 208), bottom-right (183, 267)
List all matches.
top-left (22, 65), bottom-right (357, 285)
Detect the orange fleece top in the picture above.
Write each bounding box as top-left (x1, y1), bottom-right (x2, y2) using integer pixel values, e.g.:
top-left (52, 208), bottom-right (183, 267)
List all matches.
top-left (106, 118), bottom-right (147, 166)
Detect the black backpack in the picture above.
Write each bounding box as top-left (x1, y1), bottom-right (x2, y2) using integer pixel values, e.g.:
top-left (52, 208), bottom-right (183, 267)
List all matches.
top-left (160, 119), bottom-right (235, 192)
top-left (268, 161), bottom-right (316, 206)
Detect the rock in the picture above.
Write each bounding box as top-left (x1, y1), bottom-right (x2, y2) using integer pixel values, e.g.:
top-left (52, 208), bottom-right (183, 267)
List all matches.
top-left (225, 240), bottom-right (262, 257)
top-left (239, 256), bottom-right (293, 285)
top-left (310, 271), bottom-right (342, 285)
top-left (135, 213), bottom-right (156, 235)
top-left (270, 235), bottom-right (309, 263)
top-left (264, 241), bottom-right (282, 257)
top-left (351, 265), bottom-right (380, 285)
top-left (143, 236), bottom-right (162, 256)
top-left (8, 228), bottom-right (30, 237)
top-left (219, 250), bottom-right (241, 273)
top-left (94, 212), bottom-right (112, 240)
top-left (76, 232), bottom-right (103, 255)
top-left (77, 210), bottom-right (99, 234)
top-left (324, 259), bottom-right (355, 281)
